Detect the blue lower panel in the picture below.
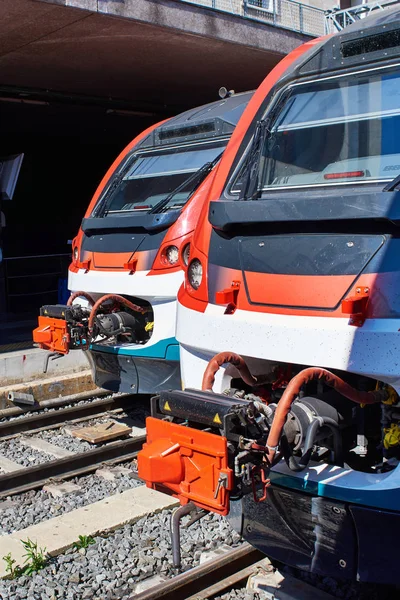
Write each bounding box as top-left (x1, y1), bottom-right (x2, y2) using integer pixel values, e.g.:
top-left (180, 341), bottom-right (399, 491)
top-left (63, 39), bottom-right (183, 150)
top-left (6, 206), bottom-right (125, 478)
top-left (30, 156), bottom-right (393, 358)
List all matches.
top-left (90, 350), bottom-right (181, 394)
top-left (230, 485), bottom-right (400, 584)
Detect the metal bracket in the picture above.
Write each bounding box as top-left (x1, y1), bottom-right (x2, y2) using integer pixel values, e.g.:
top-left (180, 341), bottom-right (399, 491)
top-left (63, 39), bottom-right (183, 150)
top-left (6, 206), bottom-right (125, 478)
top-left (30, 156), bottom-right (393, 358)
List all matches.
top-left (214, 472), bottom-right (228, 499)
top-left (43, 351), bottom-right (63, 374)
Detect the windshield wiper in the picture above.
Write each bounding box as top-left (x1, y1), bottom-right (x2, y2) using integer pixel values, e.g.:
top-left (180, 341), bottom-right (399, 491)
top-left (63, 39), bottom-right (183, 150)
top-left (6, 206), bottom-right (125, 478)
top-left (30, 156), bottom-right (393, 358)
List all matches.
top-left (239, 119), bottom-right (270, 202)
top-left (149, 151), bottom-right (224, 214)
top-left (94, 174), bottom-right (125, 217)
top-left (383, 173), bottom-right (400, 192)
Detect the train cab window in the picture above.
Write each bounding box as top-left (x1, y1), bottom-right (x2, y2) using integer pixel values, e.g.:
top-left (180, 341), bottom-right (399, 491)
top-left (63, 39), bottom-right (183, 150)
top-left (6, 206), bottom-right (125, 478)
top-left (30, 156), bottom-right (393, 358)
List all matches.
top-left (94, 142), bottom-right (225, 216)
top-left (233, 67), bottom-right (400, 195)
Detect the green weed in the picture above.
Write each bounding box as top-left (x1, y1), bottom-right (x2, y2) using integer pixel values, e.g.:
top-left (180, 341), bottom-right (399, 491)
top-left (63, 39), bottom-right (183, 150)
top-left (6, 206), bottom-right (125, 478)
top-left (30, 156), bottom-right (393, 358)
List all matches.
top-left (21, 538), bottom-right (47, 576)
top-left (2, 552), bottom-right (21, 579)
top-left (73, 534), bottom-right (96, 550)
top-left (2, 539), bottom-right (47, 579)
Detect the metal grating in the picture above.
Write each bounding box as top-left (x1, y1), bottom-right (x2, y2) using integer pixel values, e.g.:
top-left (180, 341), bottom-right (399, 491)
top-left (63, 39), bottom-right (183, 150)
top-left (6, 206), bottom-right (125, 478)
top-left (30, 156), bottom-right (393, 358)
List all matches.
top-left (325, 0), bottom-right (400, 34)
top-left (177, 0), bottom-right (326, 37)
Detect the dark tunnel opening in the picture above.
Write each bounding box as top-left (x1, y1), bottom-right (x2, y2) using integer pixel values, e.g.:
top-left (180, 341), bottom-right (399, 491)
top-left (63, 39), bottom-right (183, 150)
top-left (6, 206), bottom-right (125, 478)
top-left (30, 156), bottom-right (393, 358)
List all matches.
top-left (0, 97), bottom-right (164, 321)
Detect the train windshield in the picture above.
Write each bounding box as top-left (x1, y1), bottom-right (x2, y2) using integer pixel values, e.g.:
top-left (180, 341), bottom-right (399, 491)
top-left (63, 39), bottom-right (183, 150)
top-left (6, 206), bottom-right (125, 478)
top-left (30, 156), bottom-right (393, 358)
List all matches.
top-left (96, 141), bottom-right (225, 216)
top-left (240, 67), bottom-right (400, 192)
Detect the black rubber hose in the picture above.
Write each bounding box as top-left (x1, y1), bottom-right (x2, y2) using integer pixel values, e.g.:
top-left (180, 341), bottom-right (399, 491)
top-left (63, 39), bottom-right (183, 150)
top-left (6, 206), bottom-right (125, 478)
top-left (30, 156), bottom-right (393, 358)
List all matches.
top-left (322, 417), bottom-right (343, 468)
top-left (93, 317), bottom-right (133, 341)
top-left (282, 417), bottom-right (342, 472)
top-left (298, 417), bottom-right (322, 469)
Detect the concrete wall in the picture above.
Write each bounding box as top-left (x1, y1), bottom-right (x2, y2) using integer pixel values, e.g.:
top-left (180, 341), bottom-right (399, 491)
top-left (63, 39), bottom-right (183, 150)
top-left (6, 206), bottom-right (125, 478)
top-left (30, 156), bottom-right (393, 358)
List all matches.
top-left (40, 0), bottom-right (318, 49)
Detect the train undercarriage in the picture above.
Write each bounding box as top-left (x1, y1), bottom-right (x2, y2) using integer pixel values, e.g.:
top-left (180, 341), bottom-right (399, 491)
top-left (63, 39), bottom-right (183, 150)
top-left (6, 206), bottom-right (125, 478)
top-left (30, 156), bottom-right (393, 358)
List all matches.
top-left (138, 353), bottom-right (400, 584)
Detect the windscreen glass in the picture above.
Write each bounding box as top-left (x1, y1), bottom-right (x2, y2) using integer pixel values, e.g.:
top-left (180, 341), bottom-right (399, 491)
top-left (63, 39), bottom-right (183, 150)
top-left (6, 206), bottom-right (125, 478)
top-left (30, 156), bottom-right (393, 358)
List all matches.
top-left (95, 142), bottom-right (225, 216)
top-left (243, 68), bottom-right (400, 191)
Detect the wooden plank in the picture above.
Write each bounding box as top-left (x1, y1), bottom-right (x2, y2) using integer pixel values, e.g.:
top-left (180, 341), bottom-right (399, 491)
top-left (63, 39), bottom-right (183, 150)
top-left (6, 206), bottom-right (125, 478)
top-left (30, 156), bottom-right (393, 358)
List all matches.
top-left (71, 421), bottom-right (132, 443)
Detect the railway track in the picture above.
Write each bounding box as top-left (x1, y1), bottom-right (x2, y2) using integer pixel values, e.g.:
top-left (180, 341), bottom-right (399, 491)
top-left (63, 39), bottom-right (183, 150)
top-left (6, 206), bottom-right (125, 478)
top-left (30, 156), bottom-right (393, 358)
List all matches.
top-left (132, 544), bottom-right (266, 600)
top-left (131, 543), bottom-right (340, 600)
top-left (0, 391), bottom-right (148, 497)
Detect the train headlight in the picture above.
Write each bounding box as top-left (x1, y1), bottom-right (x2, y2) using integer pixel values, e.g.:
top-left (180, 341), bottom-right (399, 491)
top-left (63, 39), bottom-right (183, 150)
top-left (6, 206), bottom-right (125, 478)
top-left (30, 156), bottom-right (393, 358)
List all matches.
top-left (73, 247), bottom-right (79, 262)
top-left (165, 245), bottom-right (179, 265)
top-left (188, 259), bottom-right (203, 290)
top-left (182, 243), bottom-right (190, 267)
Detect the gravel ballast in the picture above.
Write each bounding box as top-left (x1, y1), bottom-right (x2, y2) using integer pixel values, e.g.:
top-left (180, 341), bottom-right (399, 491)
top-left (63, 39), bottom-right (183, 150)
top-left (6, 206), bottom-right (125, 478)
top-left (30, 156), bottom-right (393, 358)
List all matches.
top-left (0, 463), bottom-right (141, 535)
top-left (0, 398), bottom-right (110, 424)
top-left (0, 510), bottom-right (242, 600)
top-left (36, 428), bottom-right (110, 454)
top-left (0, 395), bottom-right (149, 424)
top-left (0, 439), bottom-right (54, 468)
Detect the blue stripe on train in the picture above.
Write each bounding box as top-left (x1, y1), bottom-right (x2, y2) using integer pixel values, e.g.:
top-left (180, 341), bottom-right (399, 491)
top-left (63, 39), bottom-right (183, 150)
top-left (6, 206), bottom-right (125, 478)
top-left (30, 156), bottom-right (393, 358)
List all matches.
top-left (270, 462), bottom-right (400, 511)
top-left (90, 337), bottom-right (180, 361)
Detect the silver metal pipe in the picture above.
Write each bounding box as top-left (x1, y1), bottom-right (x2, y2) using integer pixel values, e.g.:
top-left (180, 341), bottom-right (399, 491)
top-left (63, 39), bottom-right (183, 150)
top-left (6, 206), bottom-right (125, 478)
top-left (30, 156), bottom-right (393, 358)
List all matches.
top-left (170, 502), bottom-right (196, 569)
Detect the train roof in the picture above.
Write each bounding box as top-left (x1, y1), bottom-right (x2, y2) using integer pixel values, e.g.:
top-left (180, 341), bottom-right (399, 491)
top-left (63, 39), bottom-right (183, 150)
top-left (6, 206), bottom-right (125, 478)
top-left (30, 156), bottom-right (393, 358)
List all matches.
top-left (142, 91), bottom-right (254, 148)
top-left (294, 6), bottom-right (400, 81)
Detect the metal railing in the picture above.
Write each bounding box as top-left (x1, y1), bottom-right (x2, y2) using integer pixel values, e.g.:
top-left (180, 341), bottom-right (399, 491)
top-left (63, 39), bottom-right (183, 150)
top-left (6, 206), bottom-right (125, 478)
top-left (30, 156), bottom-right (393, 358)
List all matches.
top-left (325, 0), bottom-right (400, 33)
top-left (3, 253), bottom-right (70, 313)
top-left (178, 0), bottom-right (326, 37)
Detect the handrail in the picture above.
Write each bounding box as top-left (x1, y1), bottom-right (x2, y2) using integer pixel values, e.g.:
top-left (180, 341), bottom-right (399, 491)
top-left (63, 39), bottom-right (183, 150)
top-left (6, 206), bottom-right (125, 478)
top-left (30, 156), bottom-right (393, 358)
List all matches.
top-left (177, 0), bottom-right (325, 37)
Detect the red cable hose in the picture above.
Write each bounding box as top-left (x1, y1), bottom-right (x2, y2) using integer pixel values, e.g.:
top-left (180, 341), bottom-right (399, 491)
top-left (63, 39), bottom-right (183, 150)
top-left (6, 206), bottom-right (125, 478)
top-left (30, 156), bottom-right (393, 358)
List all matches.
top-left (265, 367), bottom-right (384, 462)
top-left (67, 291), bottom-right (95, 307)
top-left (88, 294), bottom-right (146, 333)
top-left (202, 351), bottom-right (258, 391)
top-left (201, 353), bottom-right (385, 463)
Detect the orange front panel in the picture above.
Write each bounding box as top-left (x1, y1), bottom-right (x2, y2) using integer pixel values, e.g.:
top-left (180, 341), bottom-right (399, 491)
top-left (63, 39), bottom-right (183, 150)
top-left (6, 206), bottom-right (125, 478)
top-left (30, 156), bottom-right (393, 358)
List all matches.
top-left (244, 272), bottom-right (357, 309)
top-left (138, 417), bottom-right (233, 515)
top-left (91, 252), bottom-right (135, 269)
top-left (33, 315), bottom-right (70, 354)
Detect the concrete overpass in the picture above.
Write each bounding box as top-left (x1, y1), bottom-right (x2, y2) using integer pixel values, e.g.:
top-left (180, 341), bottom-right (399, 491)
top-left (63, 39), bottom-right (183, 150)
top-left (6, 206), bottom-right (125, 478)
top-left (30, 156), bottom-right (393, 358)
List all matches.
top-left (1, 0), bottom-right (321, 112)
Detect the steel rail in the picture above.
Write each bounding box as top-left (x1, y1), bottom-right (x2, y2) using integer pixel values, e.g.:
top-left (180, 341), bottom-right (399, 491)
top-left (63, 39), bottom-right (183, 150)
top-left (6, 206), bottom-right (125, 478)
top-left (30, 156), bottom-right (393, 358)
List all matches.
top-left (0, 388), bottom-right (110, 419)
top-left (186, 558), bottom-right (269, 599)
top-left (0, 435), bottom-right (145, 497)
top-left (0, 394), bottom-right (147, 438)
top-left (130, 544), bottom-right (265, 600)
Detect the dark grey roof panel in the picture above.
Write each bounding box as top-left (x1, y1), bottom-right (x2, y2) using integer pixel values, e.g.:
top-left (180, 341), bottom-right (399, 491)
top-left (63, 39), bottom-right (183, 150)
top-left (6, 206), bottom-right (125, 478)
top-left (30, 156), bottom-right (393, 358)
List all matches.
top-left (166, 90), bottom-right (254, 128)
top-left (139, 90), bottom-right (253, 148)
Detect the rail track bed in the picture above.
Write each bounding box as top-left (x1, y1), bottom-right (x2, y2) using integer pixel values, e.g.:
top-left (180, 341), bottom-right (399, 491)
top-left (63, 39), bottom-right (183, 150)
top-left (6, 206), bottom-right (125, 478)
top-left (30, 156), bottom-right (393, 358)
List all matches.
top-left (0, 392), bottom-right (148, 497)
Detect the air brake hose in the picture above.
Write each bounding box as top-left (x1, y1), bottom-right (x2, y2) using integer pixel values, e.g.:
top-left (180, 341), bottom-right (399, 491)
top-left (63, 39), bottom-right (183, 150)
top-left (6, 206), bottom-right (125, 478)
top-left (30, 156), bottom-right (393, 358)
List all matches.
top-left (201, 351), bottom-right (258, 391)
top-left (88, 294), bottom-right (147, 334)
top-left (67, 291), bottom-right (95, 307)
